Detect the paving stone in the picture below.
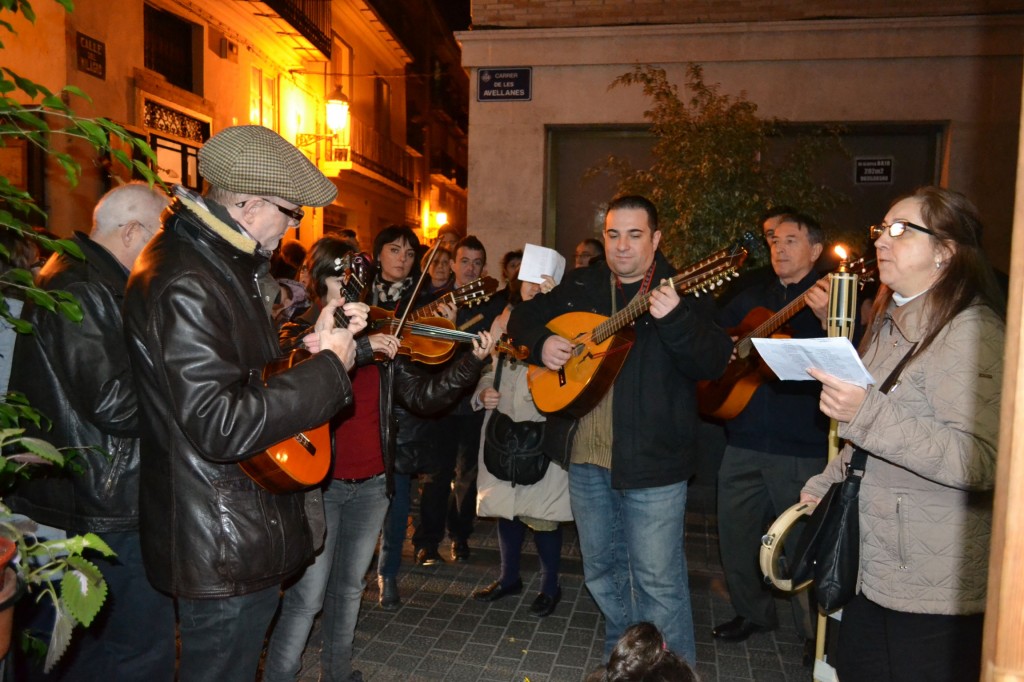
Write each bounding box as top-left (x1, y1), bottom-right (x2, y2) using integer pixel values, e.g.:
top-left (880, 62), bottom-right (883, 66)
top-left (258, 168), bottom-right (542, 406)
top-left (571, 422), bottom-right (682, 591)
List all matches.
top-left (259, 485), bottom-right (810, 681)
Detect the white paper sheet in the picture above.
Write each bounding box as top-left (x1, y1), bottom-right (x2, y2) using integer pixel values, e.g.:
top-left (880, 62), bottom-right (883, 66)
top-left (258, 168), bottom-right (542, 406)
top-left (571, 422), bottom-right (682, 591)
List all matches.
top-left (518, 243), bottom-right (566, 285)
top-left (751, 337), bottom-right (875, 387)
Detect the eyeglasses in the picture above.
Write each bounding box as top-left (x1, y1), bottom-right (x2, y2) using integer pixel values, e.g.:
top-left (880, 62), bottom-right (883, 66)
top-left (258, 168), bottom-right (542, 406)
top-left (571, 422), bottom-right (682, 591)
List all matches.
top-left (119, 220), bottom-right (159, 237)
top-left (235, 198), bottom-right (305, 223)
top-left (870, 220), bottom-right (936, 240)
top-left (263, 199), bottom-right (305, 223)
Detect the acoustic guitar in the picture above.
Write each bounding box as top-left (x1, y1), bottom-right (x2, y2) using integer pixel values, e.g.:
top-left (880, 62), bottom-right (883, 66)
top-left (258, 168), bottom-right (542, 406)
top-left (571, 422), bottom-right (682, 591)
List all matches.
top-left (696, 257), bottom-right (876, 421)
top-left (240, 252), bottom-right (372, 493)
top-left (411, 276), bottom-right (499, 320)
top-left (529, 239), bottom-right (752, 418)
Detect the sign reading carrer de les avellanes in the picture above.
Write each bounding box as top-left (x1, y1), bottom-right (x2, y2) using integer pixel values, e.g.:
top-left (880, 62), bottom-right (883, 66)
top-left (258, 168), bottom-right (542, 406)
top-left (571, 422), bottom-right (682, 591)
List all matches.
top-left (477, 68), bottom-right (532, 102)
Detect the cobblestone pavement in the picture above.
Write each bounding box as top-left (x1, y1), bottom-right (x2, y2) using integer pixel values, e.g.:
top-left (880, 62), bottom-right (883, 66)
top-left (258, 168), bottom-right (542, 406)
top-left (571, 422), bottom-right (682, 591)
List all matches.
top-left (274, 483), bottom-right (811, 682)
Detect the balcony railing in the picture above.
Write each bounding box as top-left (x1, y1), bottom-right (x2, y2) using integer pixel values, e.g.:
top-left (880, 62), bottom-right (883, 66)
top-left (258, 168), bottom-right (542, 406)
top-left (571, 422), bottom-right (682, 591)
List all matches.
top-left (265, 0), bottom-right (331, 58)
top-left (328, 117), bottom-right (415, 192)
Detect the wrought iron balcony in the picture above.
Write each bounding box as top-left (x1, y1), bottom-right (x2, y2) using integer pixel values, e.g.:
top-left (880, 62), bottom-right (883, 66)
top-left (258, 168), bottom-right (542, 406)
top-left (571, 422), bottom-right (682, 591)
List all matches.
top-left (264, 0), bottom-right (331, 58)
top-left (326, 117), bottom-right (415, 193)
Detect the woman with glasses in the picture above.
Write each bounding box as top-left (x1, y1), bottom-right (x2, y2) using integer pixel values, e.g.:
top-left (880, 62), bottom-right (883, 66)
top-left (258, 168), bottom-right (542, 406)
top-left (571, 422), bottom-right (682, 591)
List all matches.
top-left (800, 187), bottom-right (1005, 682)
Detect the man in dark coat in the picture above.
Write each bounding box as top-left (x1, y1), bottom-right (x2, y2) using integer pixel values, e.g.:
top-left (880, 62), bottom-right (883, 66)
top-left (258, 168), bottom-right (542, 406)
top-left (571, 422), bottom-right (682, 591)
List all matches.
top-left (123, 126), bottom-right (367, 682)
top-left (712, 213), bottom-right (829, 655)
top-left (508, 194), bottom-right (733, 663)
top-left (8, 182), bottom-right (174, 679)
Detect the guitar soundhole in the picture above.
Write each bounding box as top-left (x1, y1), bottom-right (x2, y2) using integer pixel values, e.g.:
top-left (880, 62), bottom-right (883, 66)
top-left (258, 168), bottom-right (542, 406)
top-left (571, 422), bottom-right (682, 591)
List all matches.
top-left (294, 432), bottom-right (316, 456)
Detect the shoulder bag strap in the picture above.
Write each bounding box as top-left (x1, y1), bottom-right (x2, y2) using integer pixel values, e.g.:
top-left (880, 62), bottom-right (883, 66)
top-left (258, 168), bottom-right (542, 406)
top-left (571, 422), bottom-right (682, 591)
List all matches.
top-left (847, 342), bottom-right (919, 477)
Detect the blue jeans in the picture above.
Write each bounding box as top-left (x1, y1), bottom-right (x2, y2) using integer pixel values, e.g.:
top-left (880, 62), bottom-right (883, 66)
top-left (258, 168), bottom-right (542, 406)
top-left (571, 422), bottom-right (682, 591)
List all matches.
top-left (263, 475), bottom-right (390, 682)
top-left (378, 471), bottom-right (411, 579)
top-left (568, 463), bottom-right (695, 664)
top-left (178, 585), bottom-right (281, 682)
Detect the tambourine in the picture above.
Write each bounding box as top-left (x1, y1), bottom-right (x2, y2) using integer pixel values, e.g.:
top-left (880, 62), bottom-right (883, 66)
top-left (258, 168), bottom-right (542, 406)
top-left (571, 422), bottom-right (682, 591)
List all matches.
top-left (759, 500), bottom-right (816, 592)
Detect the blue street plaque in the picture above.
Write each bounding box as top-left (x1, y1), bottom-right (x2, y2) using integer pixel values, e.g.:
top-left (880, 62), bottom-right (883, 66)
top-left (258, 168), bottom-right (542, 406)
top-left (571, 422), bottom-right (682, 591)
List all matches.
top-left (477, 68), bottom-right (532, 102)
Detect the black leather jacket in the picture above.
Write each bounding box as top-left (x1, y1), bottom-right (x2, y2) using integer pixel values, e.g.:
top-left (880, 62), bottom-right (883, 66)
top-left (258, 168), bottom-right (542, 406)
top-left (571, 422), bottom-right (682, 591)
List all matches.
top-left (280, 306), bottom-right (488, 493)
top-left (123, 190), bottom-right (352, 598)
top-left (7, 232), bottom-right (140, 533)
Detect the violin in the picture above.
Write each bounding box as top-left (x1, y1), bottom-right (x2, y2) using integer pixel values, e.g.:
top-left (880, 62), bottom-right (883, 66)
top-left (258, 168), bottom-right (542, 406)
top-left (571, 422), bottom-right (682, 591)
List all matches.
top-left (367, 308), bottom-right (528, 364)
top-left (367, 275), bottom-right (501, 365)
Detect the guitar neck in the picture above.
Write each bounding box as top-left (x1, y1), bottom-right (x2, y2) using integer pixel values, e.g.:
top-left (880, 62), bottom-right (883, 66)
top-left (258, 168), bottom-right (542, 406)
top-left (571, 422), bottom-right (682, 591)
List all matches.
top-left (592, 272), bottom-right (686, 344)
top-left (736, 274), bottom-right (827, 348)
top-left (411, 293), bottom-right (451, 321)
top-left (587, 241), bottom-right (750, 345)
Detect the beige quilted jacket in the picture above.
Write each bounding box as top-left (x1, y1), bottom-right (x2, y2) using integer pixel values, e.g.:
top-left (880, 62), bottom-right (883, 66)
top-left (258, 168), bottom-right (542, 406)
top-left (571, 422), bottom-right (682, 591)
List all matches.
top-left (803, 295), bottom-right (1003, 615)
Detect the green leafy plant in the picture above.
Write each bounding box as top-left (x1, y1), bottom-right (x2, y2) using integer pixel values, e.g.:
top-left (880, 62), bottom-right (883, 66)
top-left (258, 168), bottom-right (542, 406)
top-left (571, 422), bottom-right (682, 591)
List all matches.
top-left (0, 0), bottom-right (161, 672)
top-left (592, 64), bottom-right (849, 264)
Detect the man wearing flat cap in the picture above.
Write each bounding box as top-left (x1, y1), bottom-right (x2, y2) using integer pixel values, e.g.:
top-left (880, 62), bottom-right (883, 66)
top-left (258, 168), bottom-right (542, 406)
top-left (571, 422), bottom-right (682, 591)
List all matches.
top-left (123, 126), bottom-right (368, 682)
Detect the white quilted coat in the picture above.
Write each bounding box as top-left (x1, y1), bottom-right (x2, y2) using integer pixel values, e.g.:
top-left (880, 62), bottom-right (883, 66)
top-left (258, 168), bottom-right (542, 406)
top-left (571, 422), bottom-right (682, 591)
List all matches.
top-left (803, 296), bottom-right (1003, 615)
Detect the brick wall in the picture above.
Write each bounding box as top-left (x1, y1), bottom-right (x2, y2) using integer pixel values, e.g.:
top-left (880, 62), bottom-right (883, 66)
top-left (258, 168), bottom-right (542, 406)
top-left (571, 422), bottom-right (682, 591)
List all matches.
top-left (471, 1), bottom-right (1022, 29)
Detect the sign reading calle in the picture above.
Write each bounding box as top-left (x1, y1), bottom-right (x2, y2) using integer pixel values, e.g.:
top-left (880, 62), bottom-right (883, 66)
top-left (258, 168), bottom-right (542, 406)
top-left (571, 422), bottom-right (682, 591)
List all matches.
top-left (76, 32), bottom-right (106, 80)
top-left (477, 68), bottom-right (532, 102)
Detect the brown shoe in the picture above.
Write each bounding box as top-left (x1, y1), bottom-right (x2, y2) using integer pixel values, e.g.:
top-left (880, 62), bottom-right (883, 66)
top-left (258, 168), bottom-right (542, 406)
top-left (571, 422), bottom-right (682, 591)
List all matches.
top-left (415, 547), bottom-right (444, 566)
top-left (472, 578), bottom-right (522, 602)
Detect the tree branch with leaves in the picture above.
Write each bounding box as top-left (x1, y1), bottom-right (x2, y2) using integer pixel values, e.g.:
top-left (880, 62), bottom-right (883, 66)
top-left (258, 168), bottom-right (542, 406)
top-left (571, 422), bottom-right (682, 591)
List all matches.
top-left (591, 64), bottom-right (848, 265)
top-left (0, 0), bottom-right (161, 671)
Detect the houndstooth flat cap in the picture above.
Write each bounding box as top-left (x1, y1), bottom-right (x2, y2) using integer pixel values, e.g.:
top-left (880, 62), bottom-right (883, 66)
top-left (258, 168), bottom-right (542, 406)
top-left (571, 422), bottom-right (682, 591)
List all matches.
top-left (198, 125), bottom-right (337, 207)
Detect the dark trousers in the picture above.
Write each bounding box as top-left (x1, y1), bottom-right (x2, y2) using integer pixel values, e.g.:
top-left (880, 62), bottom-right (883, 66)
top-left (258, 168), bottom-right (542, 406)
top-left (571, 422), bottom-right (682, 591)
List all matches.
top-left (177, 584), bottom-right (281, 682)
top-left (836, 592), bottom-right (984, 682)
top-left (14, 530), bottom-right (175, 681)
top-left (446, 412), bottom-right (484, 543)
top-left (717, 445), bottom-right (822, 638)
top-left (414, 412), bottom-right (483, 549)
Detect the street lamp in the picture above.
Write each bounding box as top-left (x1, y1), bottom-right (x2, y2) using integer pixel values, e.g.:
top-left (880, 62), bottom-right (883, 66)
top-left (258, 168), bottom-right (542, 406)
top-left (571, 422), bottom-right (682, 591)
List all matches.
top-left (291, 67), bottom-right (351, 148)
top-left (325, 85), bottom-right (349, 133)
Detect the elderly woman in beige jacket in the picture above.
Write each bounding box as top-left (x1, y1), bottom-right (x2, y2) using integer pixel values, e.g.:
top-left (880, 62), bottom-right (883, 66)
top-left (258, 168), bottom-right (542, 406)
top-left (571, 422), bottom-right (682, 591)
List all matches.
top-left (471, 272), bottom-right (572, 618)
top-left (801, 187), bottom-right (1005, 682)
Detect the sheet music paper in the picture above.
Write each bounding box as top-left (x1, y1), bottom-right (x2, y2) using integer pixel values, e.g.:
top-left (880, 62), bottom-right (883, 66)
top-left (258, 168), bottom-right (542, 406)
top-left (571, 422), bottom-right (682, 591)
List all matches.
top-left (752, 337), bottom-right (875, 388)
top-left (519, 244), bottom-right (566, 285)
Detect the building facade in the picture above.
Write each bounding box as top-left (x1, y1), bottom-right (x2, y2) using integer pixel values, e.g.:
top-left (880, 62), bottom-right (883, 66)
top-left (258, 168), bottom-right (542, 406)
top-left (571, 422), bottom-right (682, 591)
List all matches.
top-left (459, 2), bottom-right (1024, 272)
top-left (7, 0), bottom-right (466, 252)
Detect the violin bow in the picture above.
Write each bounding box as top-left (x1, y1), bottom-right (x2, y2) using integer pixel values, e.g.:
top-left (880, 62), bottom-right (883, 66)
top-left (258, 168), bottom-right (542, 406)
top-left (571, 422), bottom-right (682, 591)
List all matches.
top-left (393, 242), bottom-right (442, 339)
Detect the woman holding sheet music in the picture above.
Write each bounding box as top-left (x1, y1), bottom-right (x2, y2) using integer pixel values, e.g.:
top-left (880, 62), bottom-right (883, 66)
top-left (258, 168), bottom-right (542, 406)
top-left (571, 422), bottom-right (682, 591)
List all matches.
top-left (801, 187), bottom-right (1005, 682)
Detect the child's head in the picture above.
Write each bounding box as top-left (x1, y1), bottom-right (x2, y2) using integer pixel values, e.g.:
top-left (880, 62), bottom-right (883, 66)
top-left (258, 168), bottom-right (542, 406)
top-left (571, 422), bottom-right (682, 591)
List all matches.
top-left (586, 622), bottom-right (699, 682)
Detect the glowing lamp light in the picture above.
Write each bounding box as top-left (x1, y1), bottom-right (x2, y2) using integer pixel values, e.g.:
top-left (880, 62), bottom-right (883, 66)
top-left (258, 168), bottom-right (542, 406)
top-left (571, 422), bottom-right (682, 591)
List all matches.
top-left (326, 86), bottom-right (350, 132)
top-left (434, 212), bottom-right (448, 227)
top-left (834, 245), bottom-right (848, 262)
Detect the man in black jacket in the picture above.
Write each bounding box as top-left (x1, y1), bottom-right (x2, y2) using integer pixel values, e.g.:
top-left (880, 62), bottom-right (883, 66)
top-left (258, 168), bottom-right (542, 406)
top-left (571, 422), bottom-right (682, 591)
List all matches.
top-left (123, 126), bottom-right (366, 682)
top-left (8, 182), bottom-right (174, 679)
top-left (712, 213), bottom-right (829, 653)
top-left (507, 195), bottom-right (733, 663)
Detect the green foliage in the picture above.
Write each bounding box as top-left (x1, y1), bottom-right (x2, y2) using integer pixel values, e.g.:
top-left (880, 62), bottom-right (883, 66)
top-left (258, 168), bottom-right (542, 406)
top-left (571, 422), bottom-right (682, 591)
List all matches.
top-left (595, 64), bottom-right (848, 265)
top-left (0, 0), bottom-right (162, 672)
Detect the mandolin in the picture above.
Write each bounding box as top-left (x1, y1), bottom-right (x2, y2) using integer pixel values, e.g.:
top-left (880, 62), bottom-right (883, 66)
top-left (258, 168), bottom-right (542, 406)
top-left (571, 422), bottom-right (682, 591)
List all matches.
top-left (240, 252), bottom-right (372, 493)
top-left (529, 239), bottom-right (752, 418)
top-left (696, 257), bottom-right (876, 421)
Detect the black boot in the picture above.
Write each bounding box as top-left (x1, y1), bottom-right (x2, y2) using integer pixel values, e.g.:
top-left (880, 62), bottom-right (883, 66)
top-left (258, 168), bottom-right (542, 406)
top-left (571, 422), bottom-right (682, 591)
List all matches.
top-left (378, 576), bottom-right (401, 610)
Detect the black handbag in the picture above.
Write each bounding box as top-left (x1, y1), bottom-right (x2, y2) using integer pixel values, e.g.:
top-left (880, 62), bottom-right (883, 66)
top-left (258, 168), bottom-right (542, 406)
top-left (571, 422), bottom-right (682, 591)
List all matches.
top-left (483, 410), bottom-right (548, 486)
top-left (794, 447), bottom-right (868, 611)
top-left (482, 353), bottom-right (549, 487)
top-left (789, 343), bottom-right (919, 612)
